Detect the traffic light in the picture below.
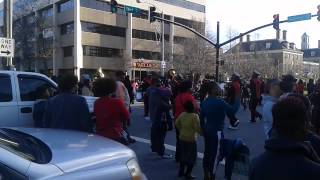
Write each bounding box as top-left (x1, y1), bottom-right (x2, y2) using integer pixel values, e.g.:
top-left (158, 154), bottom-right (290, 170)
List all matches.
top-left (149, 6), bottom-right (156, 23)
top-left (111, 0), bottom-right (118, 13)
top-left (317, 5), bottom-right (320, 21)
top-left (273, 14), bottom-right (279, 30)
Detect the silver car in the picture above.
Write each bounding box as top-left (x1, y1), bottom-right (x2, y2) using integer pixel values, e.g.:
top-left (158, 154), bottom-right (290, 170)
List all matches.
top-left (0, 128), bottom-right (146, 180)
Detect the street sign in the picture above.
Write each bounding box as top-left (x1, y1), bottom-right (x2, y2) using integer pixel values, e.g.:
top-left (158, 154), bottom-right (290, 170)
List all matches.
top-left (161, 61), bottom-right (166, 69)
top-left (124, 6), bottom-right (140, 14)
top-left (0, 38), bottom-right (14, 58)
top-left (288, 13), bottom-right (312, 22)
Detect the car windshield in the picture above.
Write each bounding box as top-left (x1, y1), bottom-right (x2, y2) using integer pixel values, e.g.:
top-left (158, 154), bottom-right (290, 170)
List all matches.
top-left (0, 129), bottom-right (52, 164)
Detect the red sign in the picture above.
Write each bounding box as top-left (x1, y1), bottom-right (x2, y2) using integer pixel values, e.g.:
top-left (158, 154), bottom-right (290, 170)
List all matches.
top-left (134, 62), bottom-right (160, 69)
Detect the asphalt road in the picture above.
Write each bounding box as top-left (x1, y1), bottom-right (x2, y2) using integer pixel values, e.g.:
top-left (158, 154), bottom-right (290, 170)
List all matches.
top-left (127, 102), bottom-right (266, 180)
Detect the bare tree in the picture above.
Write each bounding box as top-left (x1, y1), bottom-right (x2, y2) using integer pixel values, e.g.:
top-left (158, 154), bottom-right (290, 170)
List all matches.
top-left (13, 0), bottom-right (52, 72)
top-left (225, 26), bottom-right (239, 50)
top-left (173, 20), bottom-right (217, 77)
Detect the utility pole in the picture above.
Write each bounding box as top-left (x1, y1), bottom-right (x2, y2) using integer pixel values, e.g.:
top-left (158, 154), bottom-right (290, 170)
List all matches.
top-left (4, 0), bottom-right (13, 68)
top-left (161, 12), bottom-right (165, 77)
top-left (215, 22), bottom-right (220, 82)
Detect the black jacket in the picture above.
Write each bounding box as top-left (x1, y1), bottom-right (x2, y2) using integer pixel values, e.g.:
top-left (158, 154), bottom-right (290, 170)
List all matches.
top-left (249, 138), bottom-right (320, 180)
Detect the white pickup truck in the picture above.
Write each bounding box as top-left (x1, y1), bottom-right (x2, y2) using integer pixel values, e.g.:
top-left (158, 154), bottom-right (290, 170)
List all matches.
top-left (0, 70), bottom-right (97, 127)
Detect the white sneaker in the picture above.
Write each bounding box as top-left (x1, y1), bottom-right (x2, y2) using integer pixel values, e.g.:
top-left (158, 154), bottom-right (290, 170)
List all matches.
top-left (228, 120), bottom-right (240, 130)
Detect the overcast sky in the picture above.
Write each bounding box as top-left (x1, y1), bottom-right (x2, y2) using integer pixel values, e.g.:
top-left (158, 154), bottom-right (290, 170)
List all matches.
top-left (207, 0), bottom-right (320, 49)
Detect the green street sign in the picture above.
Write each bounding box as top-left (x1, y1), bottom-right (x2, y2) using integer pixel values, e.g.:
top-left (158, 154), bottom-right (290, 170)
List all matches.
top-left (124, 6), bottom-right (140, 14)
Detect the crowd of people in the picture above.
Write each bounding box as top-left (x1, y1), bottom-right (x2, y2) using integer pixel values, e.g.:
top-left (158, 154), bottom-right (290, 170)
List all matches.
top-left (32, 69), bottom-right (320, 180)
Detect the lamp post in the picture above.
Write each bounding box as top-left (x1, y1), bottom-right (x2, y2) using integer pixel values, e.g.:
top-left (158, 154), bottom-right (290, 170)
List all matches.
top-left (136, 0), bottom-right (165, 77)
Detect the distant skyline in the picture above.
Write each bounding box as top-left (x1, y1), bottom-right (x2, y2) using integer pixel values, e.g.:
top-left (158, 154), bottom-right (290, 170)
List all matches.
top-left (207, 0), bottom-right (320, 49)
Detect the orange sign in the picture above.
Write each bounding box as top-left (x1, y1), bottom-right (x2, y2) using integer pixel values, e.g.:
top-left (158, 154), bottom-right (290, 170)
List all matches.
top-left (134, 62), bottom-right (160, 69)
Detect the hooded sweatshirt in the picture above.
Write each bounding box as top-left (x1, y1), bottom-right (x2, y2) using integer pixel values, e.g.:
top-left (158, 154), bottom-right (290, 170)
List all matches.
top-left (250, 137), bottom-right (320, 180)
top-left (262, 95), bottom-right (278, 138)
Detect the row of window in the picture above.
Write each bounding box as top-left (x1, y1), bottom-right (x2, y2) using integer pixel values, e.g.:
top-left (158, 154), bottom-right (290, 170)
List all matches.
top-left (80, 0), bottom-right (127, 16)
top-left (132, 50), bottom-right (161, 60)
top-left (58, 0), bottom-right (74, 13)
top-left (174, 36), bottom-right (188, 44)
top-left (83, 45), bottom-right (123, 58)
top-left (61, 22), bottom-right (74, 35)
top-left (132, 29), bottom-right (169, 41)
top-left (81, 22), bottom-right (126, 37)
top-left (156, 0), bottom-right (205, 13)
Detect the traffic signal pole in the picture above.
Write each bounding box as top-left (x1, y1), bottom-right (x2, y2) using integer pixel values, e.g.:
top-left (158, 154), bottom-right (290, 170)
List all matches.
top-left (153, 11), bottom-right (320, 82)
top-left (215, 22), bottom-right (220, 81)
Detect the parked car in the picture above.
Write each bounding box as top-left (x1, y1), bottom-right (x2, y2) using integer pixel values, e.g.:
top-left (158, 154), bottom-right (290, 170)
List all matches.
top-left (0, 70), bottom-right (97, 127)
top-left (0, 127), bottom-right (147, 180)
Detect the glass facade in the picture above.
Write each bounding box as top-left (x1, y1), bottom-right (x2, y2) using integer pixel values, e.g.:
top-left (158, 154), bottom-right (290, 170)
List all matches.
top-left (58, 0), bottom-right (74, 13)
top-left (157, 0), bottom-right (205, 13)
top-left (40, 7), bottom-right (53, 18)
top-left (63, 46), bottom-right (73, 57)
top-left (83, 45), bottom-right (123, 58)
top-left (81, 22), bottom-right (126, 37)
top-left (132, 50), bottom-right (161, 60)
top-left (61, 22), bottom-right (74, 35)
top-left (80, 0), bottom-right (127, 16)
top-left (133, 29), bottom-right (169, 42)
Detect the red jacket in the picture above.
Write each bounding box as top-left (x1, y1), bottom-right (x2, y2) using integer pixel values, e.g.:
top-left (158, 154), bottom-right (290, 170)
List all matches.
top-left (174, 92), bottom-right (199, 120)
top-left (94, 97), bottom-right (130, 140)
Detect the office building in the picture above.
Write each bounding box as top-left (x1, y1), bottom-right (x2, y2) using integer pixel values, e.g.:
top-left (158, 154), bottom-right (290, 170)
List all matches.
top-left (0, 0), bottom-right (206, 79)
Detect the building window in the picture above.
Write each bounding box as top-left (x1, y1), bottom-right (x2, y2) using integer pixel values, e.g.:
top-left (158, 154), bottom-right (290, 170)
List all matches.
top-left (250, 44), bottom-right (255, 51)
top-left (61, 22), bottom-right (74, 35)
top-left (63, 46), bottom-right (73, 57)
top-left (132, 50), bottom-right (161, 60)
top-left (266, 42), bottom-right (271, 49)
top-left (40, 7), bottom-right (53, 18)
top-left (42, 28), bottom-right (53, 38)
top-left (83, 46), bottom-right (123, 58)
top-left (58, 0), bottom-right (74, 13)
top-left (156, 0), bottom-right (205, 13)
top-left (80, 0), bottom-right (127, 16)
top-left (133, 9), bottom-right (148, 19)
top-left (81, 22), bottom-right (125, 37)
top-left (311, 51), bottom-right (316, 57)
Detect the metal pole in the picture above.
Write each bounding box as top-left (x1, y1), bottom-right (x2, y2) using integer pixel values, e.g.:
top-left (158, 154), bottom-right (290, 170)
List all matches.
top-left (161, 12), bottom-right (165, 77)
top-left (215, 22), bottom-right (220, 82)
top-left (4, 0), bottom-right (13, 68)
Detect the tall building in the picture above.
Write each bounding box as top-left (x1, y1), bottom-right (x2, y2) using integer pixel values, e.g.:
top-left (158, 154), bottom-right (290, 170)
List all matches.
top-left (301, 32), bottom-right (310, 50)
top-left (0, 0), bottom-right (206, 79)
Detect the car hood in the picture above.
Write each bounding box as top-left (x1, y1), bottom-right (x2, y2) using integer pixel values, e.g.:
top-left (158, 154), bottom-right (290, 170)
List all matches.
top-left (12, 128), bottom-right (134, 172)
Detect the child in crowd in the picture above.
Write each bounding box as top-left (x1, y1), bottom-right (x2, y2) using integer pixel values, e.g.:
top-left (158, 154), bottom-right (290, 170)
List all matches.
top-left (175, 101), bottom-right (202, 179)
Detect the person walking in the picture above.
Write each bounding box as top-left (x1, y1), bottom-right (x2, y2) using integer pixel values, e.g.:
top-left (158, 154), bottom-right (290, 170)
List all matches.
top-left (81, 78), bottom-right (93, 96)
top-left (142, 75), bottom-right (152, 120)
top-left (310, 80), bottom-right (320, 134)
top-left (174, 80), bottom-right (199, 162)
top-left (296, 79), bottom-right (305, 95)
top-left (175, 101), bottom-right (202, 179)
top-left (200, 81), bottom-right (236, 180)
top-left (249, 97), bottom-right (320, 180)
top-left (262, 79), bottom-right (282, 138)
top-left (149, 77), bottom-right (173, 158)
top-left (124, 75), bottom-right (134, 105)
top-left (307, 79), bottom-right (315, 96)
top-left (43, 74), bottom-right (92, 132)
top-left (93, 78), bottom-right (130, 144)
top-left (115, 71), bottom-right (130, 109)
top-left (226, 73), bottom-right (241, 129)
top-left (114, 71), bottom-right (135, 143)
top-left (249, 71), bottom-right (263, 123)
